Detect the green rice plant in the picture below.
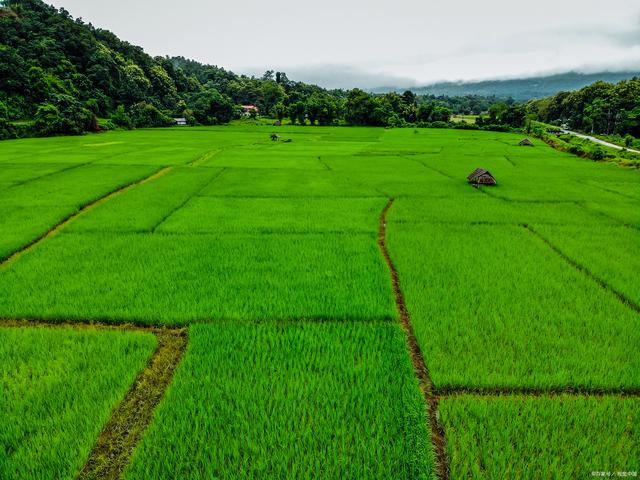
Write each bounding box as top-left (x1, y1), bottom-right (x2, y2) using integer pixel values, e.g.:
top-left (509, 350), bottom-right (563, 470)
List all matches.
top-left (387, 223), bottom-right (640, 390)
top-left (156, 196), bottom-right (387, 234)
top-left (0, 205), bottom-right (76, 260)
top-left (202, 149), bottom-right (328, 170)
top-left (125, 321), bottom-right (434, 480)
top-left (0, 164), bottom-right (158, 207)
top-left (533, 225), bottom-right (640, 306)
top-left (198, 167), bottom-right (379, 197)
top-left (586, 201), bottom-right (640, 228)
top-left (0, 232), bottom-right (396, 324)
top-left (65, 167), bottom-right (223, 233)
top-left (0, 326), bottom-right (157, 480)
top-left (440, 395), bottom-right (640, 478)
top-left (0, 163), bottom-right (79, 187)
top-left (389, 195), bottom-right (610, 226)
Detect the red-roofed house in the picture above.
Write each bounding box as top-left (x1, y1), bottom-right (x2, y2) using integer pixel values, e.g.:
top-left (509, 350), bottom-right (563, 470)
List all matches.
top-left (241, 105), bottom-right (259, 117)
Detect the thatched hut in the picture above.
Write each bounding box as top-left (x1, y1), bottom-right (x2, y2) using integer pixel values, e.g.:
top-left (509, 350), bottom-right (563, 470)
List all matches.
top-left (519, 138), bottom-right (534, 146)
top-left (467, 168), bottom-right (497, 187)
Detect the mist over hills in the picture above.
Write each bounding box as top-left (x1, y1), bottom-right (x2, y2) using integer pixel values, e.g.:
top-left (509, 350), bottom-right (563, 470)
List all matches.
top-left (372, 71), bottom-right (640, 100)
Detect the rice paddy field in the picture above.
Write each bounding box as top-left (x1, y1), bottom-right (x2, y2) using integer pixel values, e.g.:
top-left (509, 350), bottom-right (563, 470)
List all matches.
top-left (0, 125), bottom-right (639, 479)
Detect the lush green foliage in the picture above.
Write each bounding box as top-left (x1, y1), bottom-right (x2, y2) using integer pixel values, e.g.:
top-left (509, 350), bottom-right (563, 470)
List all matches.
top-left (0, 326), bottom-right (156, 480)
top-left (528, 78), bottom-right (640, 137)
top-left (0, 0), bottom-right (525, 138)
top-left (440, 395), bottom-right (640, 478)
top-left (125, 321), bottom-right (434, 479)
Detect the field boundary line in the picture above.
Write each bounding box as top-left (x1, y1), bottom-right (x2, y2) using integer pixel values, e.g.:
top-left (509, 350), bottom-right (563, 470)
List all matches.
top-left (5, 162), bottom-right (92, 189)
top-left (377, 198), bottom-right (450, 480)
top-left (150, 167), bottom-right (228, 233)
top-left (0, 166), bottom-right (173, 268)
top-left (525, 225), bottom-right (640, 314)
top-left (317, 156), bottom-right (332, 170)
top-left (575, 179), bottom-right (639, 201)
top-left (437, 386), bottom-right (640, 398)
top-left (503, 155), bottom-right (516, 167)
top-left (0, 318), bottom-right (188, 479)
top-left (581, 204), bottom-right (640, 231)
top-left (77, 328), bottom-right (187, 480)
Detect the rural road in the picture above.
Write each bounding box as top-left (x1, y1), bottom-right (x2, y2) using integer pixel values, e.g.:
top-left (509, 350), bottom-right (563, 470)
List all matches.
top-left (562, 130), bottom-right (640, 154)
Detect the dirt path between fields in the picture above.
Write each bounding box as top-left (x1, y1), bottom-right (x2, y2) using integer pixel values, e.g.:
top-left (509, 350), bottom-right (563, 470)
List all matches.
top-left (0, 319), bottom-right (187, 480)
top-left (78, 328), bottom-right (187, 480)
top-left (0, 166), bottom-right (173, 268)
top-left (377, 198), bottom-right (450, 480)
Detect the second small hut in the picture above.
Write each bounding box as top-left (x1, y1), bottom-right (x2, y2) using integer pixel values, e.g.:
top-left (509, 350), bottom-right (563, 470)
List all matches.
top-left (467, 168), bottom-right (497, 187)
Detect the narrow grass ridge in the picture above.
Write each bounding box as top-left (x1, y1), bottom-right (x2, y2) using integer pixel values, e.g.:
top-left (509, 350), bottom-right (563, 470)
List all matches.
top-left (78, 328), bottom-right (187, 480)
top-left (377, 198), bottom-right (450, 480)
top-left (0, 318), bottom-right (187, 479)
top-left (436, 386), bottom-right (640, 398)
top-left (525, 225), bottom-right (640, 314)
top-left (150, 167), bottom-right (227, 233)
top-left (0, 166), bottom-right (173, 268)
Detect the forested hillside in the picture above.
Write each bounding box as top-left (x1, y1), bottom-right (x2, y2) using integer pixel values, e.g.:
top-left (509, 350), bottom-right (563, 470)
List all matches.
top-left (1, 0), bottom-right (638, 141)
top-left (0, 0), bottom-right (509, 139)
top-left (526, 79), bottom-right (640, 138)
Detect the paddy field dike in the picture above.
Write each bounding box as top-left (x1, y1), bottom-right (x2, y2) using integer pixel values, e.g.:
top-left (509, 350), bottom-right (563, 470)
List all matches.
top-left (1, 125), bottom-right (639, 479)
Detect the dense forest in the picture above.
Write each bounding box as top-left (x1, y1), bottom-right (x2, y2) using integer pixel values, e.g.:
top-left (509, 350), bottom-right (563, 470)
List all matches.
top-left (526, 79), bottom-right (640, 138)
top-left (0, 0), bottom-right (638, 141)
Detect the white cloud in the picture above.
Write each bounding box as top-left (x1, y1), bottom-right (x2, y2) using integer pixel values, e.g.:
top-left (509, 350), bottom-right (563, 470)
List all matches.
top-left (48, 0), bottom-right (640, 86)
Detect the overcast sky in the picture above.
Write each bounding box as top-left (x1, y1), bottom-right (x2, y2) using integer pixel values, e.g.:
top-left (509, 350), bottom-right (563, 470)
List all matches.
top-left (48, 0), bottom-right (640, 89)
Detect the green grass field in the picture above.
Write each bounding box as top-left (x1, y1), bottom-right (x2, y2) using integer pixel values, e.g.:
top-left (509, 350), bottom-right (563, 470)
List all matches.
top-left (0, 326), bottom-right (156, 480)
top-left (1, 125), bottom-right (638, 478)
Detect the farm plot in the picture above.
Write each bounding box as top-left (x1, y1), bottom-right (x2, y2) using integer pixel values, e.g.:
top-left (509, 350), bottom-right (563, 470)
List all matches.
top-left (388, 195), bottom-right (609, 226)
top-left (125, 321), bottom-right (433, 480)
top-left (323, 154), bottom-right (463, 197)
top-left (198, 167), bottom-right (379, 197)
top-left (0, 205), bottom-right (74, 261)
top-left (65, 167), bottom-right (224, 233)
top-left (0, 164), bottom-right (159, 260)
top-left (0, 232), bottom-right (396, 324)
top-left (0, 164), bottom-right (158, 207)
top-left (532, 225), bottom-right (640, 306)
top-left (586, 201), bottom-right (640, 228)
top-left (386, 223), bottom-right (640, 390)
top-left (0, 163), bottom-right (80, 187)
top-left (202, 149), bottom-right (328, 170)
top-left (156, 196), bottom-right (387, 234)
top-left (0, 326), bottom-right (157, 480)
top-left (440, 395), bottom-right (640, 478)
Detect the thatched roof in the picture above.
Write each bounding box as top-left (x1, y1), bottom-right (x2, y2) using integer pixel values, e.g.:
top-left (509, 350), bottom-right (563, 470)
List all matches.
top-left (519, 138), bottom-right (534, 146)
top-left (467, 168), bottom-right (497, 186)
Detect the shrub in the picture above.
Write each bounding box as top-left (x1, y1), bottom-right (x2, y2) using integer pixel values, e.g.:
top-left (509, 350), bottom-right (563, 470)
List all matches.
top-left (129, 102), bottom-right (173, 128)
